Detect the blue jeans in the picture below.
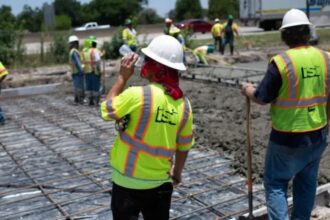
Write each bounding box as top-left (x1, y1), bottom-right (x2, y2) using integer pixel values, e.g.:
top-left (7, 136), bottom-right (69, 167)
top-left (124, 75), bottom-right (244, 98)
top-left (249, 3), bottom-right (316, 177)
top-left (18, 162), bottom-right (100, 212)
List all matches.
top-left (72, 72), bottom-right (84, 91)
top-left (0, 106), bottom-right (4, 124)
top-left (264, 139), bottom-right (327, 220)
top-left (85, 73), bottom-right (100, 92)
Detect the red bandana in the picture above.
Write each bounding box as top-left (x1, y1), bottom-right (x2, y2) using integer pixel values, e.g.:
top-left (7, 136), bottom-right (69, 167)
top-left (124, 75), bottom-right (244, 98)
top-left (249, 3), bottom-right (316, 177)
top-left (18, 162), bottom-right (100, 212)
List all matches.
top-left (141, 57), bottom-right (183, 100)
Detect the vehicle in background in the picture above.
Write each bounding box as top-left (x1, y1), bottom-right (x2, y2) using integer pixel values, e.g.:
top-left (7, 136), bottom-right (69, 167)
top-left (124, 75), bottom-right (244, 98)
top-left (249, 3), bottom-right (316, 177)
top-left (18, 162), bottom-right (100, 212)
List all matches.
top-left (240, 0), bottom-right (330, 31)
top-left (74, 22), bottom-right (111, 31)
top-left (175, 19), bottom-right (213, 33)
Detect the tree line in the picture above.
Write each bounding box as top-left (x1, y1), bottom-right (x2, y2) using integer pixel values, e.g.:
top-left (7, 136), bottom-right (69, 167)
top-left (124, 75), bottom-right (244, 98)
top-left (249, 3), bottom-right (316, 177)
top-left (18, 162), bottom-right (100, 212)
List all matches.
top-left (4, 0), bottom-right (238, 33)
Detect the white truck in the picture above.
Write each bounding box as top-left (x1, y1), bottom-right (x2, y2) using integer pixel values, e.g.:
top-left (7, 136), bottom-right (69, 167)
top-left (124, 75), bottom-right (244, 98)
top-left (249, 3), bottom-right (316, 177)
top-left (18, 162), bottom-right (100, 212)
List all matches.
top-left (74, 22), bottom-right (111, 31)
top-left (240, 0), bottom-right (330, 30)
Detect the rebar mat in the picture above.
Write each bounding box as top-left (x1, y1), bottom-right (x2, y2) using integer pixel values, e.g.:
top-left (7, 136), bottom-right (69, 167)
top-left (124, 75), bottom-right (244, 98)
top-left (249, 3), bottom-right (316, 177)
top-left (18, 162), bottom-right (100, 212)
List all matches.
top-left (0, 94), bottom-right (266, 220)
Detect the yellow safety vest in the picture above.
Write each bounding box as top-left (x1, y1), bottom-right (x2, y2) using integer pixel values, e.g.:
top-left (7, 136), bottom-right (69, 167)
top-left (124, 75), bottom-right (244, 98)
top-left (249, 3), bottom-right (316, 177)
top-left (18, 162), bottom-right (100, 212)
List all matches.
top-left (0, 62), bottom-right (8, 78)
top-left (271, 46), bottom-right (330, 132)
top-left (81, 48), bottom-right (99, 74)
top-left (122, 27), bottom-right (137, 47)
top-left (69, 48), bottom-right (80, 74)
top-left (211, 23), bottom-right (223, 37)
top-left (100, 83), bottom-right (194, 189)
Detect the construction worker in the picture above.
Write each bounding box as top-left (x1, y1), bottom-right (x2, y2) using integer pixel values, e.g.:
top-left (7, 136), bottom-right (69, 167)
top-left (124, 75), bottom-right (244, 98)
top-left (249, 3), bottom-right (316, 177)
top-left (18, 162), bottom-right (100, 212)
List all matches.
top-left (241, 9), bottom-right (330, 220)
top-left (221, 15), bottom-right (239, 55)
top-left (211, 18), bottom-right (224, 53)
top-left (163, 18), bottom-right (174, 35)
top-left (100, 35), bottom-right (194, 220)
top-left (68, 35), bottom-right (84, 105)
top-left (83, 35), bottom-right (102, 105)
top-left (193, 45), bottom-right (214, 65)
top-left (122, 19), bottom-right (138, 52)
top-left (0, 61), bottom-right (8, 125)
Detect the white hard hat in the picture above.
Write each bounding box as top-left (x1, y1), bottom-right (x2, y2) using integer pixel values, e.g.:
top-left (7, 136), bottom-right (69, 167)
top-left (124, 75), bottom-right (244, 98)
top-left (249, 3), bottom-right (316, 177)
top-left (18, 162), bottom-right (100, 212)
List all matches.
top-left (214, 18), bottom-right (220, 23)
top-left (141, 35), bottom-right (186, 71)
top-left (68, 35), bottom-right (79, 43)
top-left (165, 18), bottom-right (173, 24)
top-left (280, 8), bottom-right (311, 30)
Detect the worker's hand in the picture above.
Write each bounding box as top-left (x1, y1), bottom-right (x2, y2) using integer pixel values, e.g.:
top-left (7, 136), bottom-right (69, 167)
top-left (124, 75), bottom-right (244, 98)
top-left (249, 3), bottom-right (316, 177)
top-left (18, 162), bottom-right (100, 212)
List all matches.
top-left (241, 82), bottom-right (255, 97)
top-left (119, 52), bottom-right (139, 81)
top-left (170, 168), bottom-right (182, 187)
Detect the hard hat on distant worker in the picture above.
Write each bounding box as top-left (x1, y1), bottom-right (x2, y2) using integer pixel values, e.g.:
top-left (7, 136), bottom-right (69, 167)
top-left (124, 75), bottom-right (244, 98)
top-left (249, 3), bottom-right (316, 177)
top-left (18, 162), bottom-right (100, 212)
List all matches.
top-left (228, 15), bottom-right (234, 20)
top-left (141, 35), bottom-right (186, 71)
top-left (280, 8), bottom-right (311, 30)
top-left (68, 35), bottom-right (79, 43)
top-left (125, 19), bottom-right (132, 25)
top-left (88, 35), bottom-right (98, 43)
top-left (214, 18), bottom-right (220, 23)
top-left (165, 18), bottom-right (173, 24)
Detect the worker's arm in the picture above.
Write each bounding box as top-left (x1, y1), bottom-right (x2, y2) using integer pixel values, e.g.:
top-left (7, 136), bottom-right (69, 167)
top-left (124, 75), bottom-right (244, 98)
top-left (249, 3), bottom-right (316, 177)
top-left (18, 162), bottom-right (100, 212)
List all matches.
top-left (241, 83), bottom-right (265, 105)
top-left (72, 51), bottom-right (83, 73)
top-left (241, 62), bottom-right (281, 105)
top-left (171, 150), bottom-right (189, 186)
top-left (106, 53), bottom-right (139, 99)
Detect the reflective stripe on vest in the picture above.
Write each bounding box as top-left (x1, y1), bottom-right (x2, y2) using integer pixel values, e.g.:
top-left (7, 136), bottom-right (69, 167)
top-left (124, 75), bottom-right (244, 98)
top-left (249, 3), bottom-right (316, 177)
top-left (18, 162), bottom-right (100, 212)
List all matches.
top-left (105, 99), bottom-right (120, 120)
top-left (177, 134), bottom-right (193, 145)
top-left (134, 86), bottom-right (152, 140)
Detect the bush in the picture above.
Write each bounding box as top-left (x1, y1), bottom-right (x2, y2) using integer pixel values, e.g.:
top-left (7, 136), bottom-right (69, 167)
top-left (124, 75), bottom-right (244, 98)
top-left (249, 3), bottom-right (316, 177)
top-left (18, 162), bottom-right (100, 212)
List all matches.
top-left (56, 15), bottom-right (72, 31)
top-left (49, 34), bottom-right (68, 63)
top-left (102, 27), bottom-right (124, 59)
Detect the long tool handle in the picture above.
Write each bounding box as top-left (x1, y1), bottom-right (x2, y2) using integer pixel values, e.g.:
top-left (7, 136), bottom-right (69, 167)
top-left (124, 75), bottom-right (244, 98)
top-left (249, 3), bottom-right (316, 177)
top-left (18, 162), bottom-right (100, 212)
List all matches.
top-left (246, 97), bottom-right (254, 219)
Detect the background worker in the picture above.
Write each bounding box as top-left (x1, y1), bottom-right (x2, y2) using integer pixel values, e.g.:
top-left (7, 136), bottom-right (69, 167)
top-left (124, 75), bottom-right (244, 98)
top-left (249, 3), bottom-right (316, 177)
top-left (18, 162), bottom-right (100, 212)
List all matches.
top-left (163, 18), bottom-right (173, 35)
top-left (0, 61), bottom-right (8, 125)
top-left (211, 18), bottom-right (223, 53)
top-left (221, 15), bottom-right (239, 55)
top-left (193, 44), bottom-right (214, 65)
top-left (83, 35), bottom-right (102, 106)
top-left (100, 35), bottom-right (194, 220)
top-left (68, 35), bottom-right (84, 105)
top-left (122, 19), bottom-right (138, 52)
top-left (241, 9), bottom-right (330, 220)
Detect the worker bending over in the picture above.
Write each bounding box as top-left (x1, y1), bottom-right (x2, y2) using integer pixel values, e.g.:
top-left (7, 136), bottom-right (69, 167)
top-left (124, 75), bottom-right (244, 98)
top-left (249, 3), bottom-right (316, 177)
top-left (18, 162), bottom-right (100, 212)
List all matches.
top-left (100, 35), bottom-right (194, 220)
top-left (241, 9), bottom-right (330, 220)
top-left (68, 35), bottom-right (84, 104)
top-left (193, 45), bottom-right (214, 65)
top-left (0, 61), bottom-right (8, 125)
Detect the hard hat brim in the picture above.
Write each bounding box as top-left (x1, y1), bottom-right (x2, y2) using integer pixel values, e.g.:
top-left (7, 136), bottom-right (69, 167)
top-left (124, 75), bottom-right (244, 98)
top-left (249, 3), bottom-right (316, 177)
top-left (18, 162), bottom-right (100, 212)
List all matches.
top-left (142, 48), bottom-right (186, 71)
top-left (280, 21), bottom-right (311, 30)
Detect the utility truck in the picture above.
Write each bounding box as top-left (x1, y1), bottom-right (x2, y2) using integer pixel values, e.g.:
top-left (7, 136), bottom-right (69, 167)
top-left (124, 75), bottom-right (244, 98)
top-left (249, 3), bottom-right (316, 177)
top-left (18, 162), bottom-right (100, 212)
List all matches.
top-left (240, 0), bottom-right (330, 30)
top-left (74, 22), bottom-right (111, 31)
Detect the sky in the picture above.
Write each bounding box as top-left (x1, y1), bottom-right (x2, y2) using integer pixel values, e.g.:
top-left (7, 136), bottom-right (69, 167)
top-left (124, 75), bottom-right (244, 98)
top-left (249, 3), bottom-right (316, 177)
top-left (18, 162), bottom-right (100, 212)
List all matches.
top-left (1, 0), bottom-right (209, 17)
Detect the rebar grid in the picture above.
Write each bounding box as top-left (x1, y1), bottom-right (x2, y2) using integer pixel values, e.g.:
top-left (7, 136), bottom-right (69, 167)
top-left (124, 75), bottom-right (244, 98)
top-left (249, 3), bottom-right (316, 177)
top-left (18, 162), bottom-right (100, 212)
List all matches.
top-left (0, 94), bottom-right (266, 220)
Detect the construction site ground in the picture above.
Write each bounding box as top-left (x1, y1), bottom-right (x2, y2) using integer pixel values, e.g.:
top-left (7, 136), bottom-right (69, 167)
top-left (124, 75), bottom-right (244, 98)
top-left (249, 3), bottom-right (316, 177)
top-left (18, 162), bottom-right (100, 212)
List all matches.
top-left (1, 50), bottom-right (330, 219)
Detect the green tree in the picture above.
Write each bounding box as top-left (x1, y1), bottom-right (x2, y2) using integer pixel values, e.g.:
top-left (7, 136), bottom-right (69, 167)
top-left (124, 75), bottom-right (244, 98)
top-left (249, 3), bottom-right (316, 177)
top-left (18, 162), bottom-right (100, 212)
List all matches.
top-left (174, 0), bottom-right (203, 21)
top-left (55, 15), bottom-right (72, 30)
top-left (0, 6), bottom-right (17, 65)
top-left (17, 5), bottom-right (43, 32)
top-left (208, 0), bottom-right (239, 20)
top-left (86, 0), bottom-right (148, 26)
top-left (54, 0), bottom-right (82, 26)
top-left (137, 8), bottom-right (162, 24)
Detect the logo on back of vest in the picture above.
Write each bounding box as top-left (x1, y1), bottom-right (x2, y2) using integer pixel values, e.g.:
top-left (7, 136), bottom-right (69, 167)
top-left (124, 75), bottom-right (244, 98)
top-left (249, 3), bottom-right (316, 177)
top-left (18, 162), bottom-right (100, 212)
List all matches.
top-left (155, 107), bottom-right (177, 125)
top-left (301, 66), bottom-right (321, 79)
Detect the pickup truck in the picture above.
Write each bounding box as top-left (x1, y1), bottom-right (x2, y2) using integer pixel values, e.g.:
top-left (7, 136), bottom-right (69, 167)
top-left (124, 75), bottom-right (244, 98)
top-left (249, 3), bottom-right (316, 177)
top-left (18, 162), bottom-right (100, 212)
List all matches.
top-left (74, 22), bottom-right (111, 31)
